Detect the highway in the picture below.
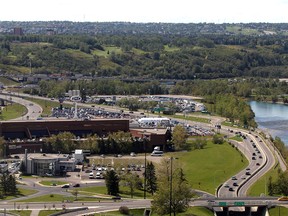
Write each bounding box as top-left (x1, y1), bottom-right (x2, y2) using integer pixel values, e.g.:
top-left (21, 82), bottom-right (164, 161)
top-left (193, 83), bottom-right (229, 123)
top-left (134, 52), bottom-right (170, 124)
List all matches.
top-left (0, 91), bottom-right (286, 215)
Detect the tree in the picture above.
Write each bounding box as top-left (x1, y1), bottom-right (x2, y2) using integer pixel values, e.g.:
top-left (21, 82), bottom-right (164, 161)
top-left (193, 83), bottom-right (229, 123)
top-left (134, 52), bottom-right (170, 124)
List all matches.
top-left (145, 162), bottom-right (157, 195)
top-left (45, 132), bottom-right (76, 153)
top-left (191, 137), bottom-right (208, 150)
top-left (121, 173), bottom-right (142, 198)
top-left (0, 137), bottom-right (6, 158)
top-left (213, 134), bottom-right (224, 144)
top-left (172, 125), bottom-right (188, 151)
top-left (268, 176), bottom-right (274, 196)
top-left (71, 189), bottom-right (79, 200)
top-left (81, 134), bottom-right (99, 154)
top-left (152, 159), bottom-right (194, 215)
top-left (274, 171), bottom-right (288, 196)
top-left (105, 170), bottom-right (120, 196)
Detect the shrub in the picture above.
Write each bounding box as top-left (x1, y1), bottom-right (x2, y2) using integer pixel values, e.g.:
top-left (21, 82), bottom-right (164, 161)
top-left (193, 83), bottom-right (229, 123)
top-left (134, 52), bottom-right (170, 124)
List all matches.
top-left (119, 206), bottom-right (130, 215)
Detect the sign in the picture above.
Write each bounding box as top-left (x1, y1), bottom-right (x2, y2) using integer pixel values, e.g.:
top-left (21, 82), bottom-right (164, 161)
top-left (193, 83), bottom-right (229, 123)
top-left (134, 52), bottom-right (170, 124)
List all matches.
top-left (219, 202), bottom-right (227, 206)
top-left (234, 201), bottom-right (245, 206)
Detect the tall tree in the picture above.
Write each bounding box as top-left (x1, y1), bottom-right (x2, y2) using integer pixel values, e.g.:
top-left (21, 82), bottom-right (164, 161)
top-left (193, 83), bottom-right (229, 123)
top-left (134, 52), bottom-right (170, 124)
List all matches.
top-left (152, 158), bottom-right (194, 216)
top-left (0, 137), bottom-right (6, 158)
top-left (145, 162), bottom-right (157, 195)
top-left (105, 170), bottom-right (120, 196)
top-left (121, 173), bottom-right (142, 198)
top-left (172, 125), bottom-right (188, 151)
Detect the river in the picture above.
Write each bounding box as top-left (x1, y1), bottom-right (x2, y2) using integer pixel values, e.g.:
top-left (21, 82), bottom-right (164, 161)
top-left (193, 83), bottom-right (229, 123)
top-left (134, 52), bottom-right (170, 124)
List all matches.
top-left (249, 101), bottom-right (288, 145)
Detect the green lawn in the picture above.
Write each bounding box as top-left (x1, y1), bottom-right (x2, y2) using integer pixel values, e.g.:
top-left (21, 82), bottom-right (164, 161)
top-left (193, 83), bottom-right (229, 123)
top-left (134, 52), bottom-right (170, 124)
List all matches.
top-left (93, 46), bottom-right (123, 57)
top-left (24, 97), bottom-right (61, 116)
top-left (0, 187), bottom-right (37, 201)
top-left (8, 210), bottom-right (31, 216)
top-left (269, 206), bottom-right (288, 216)
top-left (19, 193), bottom-right (113, 203)
top-left (94, 206), bottom-right (213, 216)
top-left (87, 141), bottom-right (248, 196)
top-left (229, 135), bottom-right (243, 142)
top-left (18, 194), bottom-right (74, 203)
top-left (171, 141), bottom-right (248, 194)
top-left (79, 185), bottom-right (152, 199)
top-left (0, 103), bottom-right (27, 120)
top-left (39, 180), bottom-right (68, 186)
top-left (38, 210), bottom-right (62, 216)
top-left (248, 163), bottom-right (280, 196)
top-left (164, 113), bottom-right (211, 124)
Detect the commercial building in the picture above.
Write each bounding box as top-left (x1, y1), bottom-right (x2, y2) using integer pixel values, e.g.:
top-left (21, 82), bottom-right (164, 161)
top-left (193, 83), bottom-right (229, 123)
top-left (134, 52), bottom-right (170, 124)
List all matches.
top-left (129, 128), bottom-right (170, 152)
top-left (2, 119), bottom-right (129, 155)
top-left (25, 152), bottom-right (77, 176)
top-left (0, 119), bottom-right (129, 140)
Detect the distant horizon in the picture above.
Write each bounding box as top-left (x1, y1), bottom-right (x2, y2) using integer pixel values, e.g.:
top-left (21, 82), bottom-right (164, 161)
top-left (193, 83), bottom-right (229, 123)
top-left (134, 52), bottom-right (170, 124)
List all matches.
top-left (1, 0), bottom-right (288, 24)
top-left (1, 20), bottom-right (288, 25)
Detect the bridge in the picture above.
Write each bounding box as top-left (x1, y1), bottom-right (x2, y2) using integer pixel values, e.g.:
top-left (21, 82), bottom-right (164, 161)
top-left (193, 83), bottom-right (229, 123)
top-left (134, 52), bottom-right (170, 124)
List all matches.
top-left (192, 197), bottom-right (288, 216)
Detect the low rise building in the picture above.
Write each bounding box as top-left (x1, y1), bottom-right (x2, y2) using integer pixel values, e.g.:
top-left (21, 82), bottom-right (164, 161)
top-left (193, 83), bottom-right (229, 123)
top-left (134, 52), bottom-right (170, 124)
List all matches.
top-left (25, 153), bottom-right (77, 176)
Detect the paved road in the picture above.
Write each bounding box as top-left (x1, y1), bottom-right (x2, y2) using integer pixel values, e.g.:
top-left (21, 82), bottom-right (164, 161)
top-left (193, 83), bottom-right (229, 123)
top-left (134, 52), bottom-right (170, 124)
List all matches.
top-left (0, 92), bottom-right (42, 120)
top-left (0, 92), bottom-right (284, 215)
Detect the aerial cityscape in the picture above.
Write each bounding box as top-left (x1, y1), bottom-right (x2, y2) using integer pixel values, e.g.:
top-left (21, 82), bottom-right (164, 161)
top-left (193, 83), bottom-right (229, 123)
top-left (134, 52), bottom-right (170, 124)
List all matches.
top-left (1, 1), bottom-right (288, 216)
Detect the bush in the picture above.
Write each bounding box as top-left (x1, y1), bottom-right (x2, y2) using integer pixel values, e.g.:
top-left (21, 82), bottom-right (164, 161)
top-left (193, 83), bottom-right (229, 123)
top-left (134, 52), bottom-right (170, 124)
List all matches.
top-left (119, 206), bottom-right (130, 215)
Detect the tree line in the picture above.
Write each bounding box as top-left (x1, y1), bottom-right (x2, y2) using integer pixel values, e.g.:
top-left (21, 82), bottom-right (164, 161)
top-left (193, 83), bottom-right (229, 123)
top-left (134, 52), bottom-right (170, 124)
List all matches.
top-left (3, 33), bottom-right (288, 78)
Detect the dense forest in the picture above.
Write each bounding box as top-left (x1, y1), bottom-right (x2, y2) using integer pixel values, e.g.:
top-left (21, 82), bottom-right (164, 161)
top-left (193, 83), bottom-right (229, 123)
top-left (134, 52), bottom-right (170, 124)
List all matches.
top-left (1, 32), bottom-right (288, 79)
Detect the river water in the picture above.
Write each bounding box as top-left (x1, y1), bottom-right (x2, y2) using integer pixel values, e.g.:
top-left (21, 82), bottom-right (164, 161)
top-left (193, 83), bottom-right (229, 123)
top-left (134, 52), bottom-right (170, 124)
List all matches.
top-left (249, 101), bottom-right (288, 145)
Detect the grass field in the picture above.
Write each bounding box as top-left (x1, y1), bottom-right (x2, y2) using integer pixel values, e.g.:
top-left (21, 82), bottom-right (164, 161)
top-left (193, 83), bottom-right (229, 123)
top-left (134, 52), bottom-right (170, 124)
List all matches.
top-left (0, 187), bottom-right (38, 201)
top-left (78, 185), bottom-right (153, 199)
top-left (85, 141), bottom-right (247, 196)
top-left (25, 97), bottom-right (74, 116)
top-left (18, 194), bottom-right (75, 203)
top-left (39, 180), bottom-right (68, 186)
top-left (8, 210), bottom-right (31, 216)
top-left (94, 206), bottom-right (213, 216)
top-left (0, 103), bottom-right (27, 120)
top-left (164, 113), bottom-right (211, 124)
top-left (93, 46), bottom-right (123, 57)
top-left (269, 206), bottom-right (288, 216)
top-left (248, 163), bottom-right (280, 196)
top-left (38, 210), bottom-right (61, 216)
top-left (171, 141), bottom-right (248, 194)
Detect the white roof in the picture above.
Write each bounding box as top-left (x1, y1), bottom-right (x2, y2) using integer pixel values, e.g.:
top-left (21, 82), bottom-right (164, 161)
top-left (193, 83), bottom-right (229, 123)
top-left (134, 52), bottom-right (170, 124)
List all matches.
top-left (75, 149), bottom-right (83, 154)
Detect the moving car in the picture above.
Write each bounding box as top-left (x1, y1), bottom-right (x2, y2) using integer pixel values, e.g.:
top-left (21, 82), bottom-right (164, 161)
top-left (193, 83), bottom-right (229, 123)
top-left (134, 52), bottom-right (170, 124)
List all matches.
top-left (61, 184), bottom-right (70, 188)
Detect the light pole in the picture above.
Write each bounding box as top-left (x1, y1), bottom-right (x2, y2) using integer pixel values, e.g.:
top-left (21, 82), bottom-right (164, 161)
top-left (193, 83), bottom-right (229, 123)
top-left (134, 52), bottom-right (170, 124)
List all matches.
top-left (169, 157), bottom-right (178, 216)
top-left (142, 130), bottom-right (148, 199)
top-left (144, 137), bottom-right (147, 199)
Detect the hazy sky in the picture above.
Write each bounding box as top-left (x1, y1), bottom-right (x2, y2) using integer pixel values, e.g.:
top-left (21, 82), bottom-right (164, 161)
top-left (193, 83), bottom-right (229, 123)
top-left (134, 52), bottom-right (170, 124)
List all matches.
top-left (2, 0), bottom-right (288, 23)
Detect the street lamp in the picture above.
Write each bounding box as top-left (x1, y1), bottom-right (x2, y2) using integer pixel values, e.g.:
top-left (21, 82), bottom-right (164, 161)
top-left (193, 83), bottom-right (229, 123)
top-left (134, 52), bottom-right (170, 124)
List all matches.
top-left (169, 157), bottom-right (178, 216)
top-left (141, 130), bottom-right (148, 199)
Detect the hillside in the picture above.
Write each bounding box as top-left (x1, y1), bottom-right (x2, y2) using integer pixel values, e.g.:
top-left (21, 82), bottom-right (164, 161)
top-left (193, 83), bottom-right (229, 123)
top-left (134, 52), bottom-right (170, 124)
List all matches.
top-left (1, 25), bottom-right (288, 79)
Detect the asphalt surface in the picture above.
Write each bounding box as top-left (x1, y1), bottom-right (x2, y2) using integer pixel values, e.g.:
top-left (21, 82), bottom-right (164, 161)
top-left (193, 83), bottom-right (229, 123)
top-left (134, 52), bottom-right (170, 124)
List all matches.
top-left (0, 91), bottom-right (285, 215)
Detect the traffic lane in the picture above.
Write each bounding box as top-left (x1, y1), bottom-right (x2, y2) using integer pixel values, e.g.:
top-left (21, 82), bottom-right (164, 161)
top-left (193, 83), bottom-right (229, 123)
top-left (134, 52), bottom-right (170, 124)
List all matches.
top-left (217, 135), bottom-right (263, 198)
top-left (238, 133), bottom-right (275, 196)
top-left (0, 93), bottom-right (42, 120)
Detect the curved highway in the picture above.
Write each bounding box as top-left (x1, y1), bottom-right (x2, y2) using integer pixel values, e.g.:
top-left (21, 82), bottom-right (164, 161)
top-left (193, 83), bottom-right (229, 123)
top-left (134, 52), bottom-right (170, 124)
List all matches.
top-left (0, 91), bottom-right (285, 215)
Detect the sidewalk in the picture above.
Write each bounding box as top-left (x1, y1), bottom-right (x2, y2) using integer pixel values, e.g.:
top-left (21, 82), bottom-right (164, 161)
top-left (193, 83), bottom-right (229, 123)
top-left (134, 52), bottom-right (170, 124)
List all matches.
top-left (30, 210), bottom-right (40, 216)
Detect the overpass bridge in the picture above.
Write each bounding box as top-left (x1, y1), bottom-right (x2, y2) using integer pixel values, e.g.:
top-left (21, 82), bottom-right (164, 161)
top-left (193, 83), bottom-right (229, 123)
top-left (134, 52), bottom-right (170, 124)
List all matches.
top-left (193, 197), bottom-right (287, 216)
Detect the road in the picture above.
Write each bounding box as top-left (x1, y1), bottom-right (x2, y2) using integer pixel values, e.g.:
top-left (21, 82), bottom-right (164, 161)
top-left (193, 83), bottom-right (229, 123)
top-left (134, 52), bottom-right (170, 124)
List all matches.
top-left (0, 91), bottom-right (285, 215)
top-left (0, 92), bottom-right (42, 120)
